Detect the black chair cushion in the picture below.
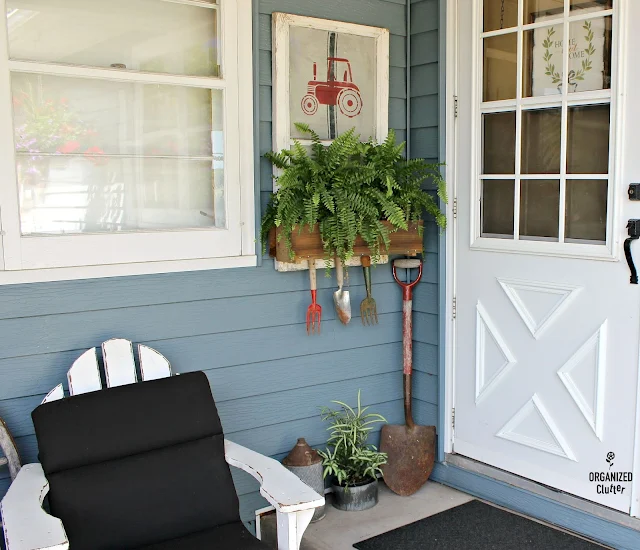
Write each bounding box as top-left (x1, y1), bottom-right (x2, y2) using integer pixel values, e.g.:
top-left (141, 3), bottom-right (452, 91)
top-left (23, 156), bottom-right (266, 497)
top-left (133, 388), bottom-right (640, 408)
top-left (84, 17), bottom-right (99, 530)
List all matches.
top-left (139, 522), bottom-right (270, 550)
top-left (31, 372), bottom-right (241, 550)
top-left (33, 371), bottom-right (223, 473)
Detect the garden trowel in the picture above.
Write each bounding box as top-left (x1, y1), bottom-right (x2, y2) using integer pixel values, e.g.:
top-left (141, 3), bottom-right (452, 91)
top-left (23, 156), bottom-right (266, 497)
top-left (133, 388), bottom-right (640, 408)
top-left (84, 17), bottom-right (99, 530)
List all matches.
top-left (333, 257), bottom-right (351, 324)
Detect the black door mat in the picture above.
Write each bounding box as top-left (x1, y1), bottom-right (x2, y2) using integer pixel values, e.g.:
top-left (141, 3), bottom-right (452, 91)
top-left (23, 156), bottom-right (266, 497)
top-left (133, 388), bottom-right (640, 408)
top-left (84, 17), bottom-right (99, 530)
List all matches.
top-left (353, 499), bottom-right (603, 549)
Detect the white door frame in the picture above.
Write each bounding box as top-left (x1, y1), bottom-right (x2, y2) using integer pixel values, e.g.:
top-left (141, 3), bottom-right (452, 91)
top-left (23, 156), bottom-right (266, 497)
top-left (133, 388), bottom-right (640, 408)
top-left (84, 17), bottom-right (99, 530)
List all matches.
top-left (442, 0), bottom-right (458, 457)
top-left (443, 0), bottom-right (640, 518)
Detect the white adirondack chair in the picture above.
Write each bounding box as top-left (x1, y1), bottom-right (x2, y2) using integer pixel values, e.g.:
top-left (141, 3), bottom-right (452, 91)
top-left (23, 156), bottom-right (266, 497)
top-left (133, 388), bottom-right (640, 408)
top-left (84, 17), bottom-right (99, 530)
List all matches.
top-left (0, 338), bottom-right (324, 550)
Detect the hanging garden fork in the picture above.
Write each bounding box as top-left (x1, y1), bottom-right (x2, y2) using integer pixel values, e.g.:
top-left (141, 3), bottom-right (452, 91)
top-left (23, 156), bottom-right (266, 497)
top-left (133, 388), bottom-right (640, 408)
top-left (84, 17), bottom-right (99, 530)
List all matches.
top-left (360, 256), bottom-right (378, 325)
top-left (306, 262), bottom-right (322, 335)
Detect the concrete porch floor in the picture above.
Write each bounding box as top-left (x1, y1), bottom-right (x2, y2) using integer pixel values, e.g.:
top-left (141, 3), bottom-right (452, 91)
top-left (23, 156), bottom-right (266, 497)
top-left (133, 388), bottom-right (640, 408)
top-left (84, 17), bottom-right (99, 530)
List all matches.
top-left (260, 481), bottom-right (474, 550)
top-left (259, 480), bottom-right (610, 549)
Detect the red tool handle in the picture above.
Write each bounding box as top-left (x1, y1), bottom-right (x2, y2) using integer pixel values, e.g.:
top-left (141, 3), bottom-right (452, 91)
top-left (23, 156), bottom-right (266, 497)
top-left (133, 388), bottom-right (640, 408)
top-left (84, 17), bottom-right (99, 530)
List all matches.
top-left (393, 261), bottom-right (423, 377)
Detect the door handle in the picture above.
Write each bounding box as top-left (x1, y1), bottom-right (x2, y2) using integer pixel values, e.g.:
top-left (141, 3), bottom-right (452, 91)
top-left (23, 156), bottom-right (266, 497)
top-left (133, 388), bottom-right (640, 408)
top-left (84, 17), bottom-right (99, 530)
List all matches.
top-left (625, 220), bottom-right (640, 284)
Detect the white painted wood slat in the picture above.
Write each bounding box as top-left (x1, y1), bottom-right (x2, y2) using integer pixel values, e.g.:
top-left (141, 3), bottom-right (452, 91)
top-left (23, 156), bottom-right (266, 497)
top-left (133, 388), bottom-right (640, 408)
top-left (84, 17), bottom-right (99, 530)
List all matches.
top-left (102, 339), bottom-right (137, 388)
top-left (139, 345), bottom-right (172, 381)
top-left (67, 348), bottom-right (102, 396)
top-left (0, 464), bottom-right (69, 550)
top-left (42, 384), bottom-right (64, 404)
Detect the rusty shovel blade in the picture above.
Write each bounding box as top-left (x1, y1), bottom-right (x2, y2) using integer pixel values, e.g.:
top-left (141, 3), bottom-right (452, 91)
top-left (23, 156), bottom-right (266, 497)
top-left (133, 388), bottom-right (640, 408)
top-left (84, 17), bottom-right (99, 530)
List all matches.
top-left (380, 423), bottom-right (436, 496)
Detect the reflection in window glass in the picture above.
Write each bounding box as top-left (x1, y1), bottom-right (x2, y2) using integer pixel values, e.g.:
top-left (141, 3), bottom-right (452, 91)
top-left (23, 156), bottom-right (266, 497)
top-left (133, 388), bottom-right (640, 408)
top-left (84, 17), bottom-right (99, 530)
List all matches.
top-left (6, 0), bottom-right (220, 77)
top-left (11, 73), bottom-right (225, 235)
top-left (565, 180), bottom-right (608, 242)
top-left (570, 0), bottom-right (612, 12)
top-left (567, 104), bottom-right (610, 174)
top-left (484, 0), bottom-right (518, 32)
top-left (520, 180), bottom-right (560, 240)
top-left (483, 33), bottom-right (517, 102)
top-left (568, 16), bottom-right (612, 93)
top-left (483, 112), bottom-right (516, 175)
top-left (524, 0), bottom-right (565, 24)
top-left (482, 180), bottom-right (515, 237)
top-left (521, 108), bottom-right (562, 174)
top-left (523, 25), bottom-right (564, 97)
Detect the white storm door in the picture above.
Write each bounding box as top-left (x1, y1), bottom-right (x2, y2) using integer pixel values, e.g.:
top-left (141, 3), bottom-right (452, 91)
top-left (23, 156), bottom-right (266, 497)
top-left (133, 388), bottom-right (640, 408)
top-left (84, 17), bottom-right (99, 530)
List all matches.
top-left (454, 0), bottom-right (640, 514)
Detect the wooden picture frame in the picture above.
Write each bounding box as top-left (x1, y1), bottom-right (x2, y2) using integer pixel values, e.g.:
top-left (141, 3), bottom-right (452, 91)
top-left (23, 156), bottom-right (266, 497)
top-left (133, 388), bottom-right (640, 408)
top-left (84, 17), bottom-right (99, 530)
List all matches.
top-left (272, 13), bottom-right (389, 158)
top-left (270, 13), bottom-right (390, 272)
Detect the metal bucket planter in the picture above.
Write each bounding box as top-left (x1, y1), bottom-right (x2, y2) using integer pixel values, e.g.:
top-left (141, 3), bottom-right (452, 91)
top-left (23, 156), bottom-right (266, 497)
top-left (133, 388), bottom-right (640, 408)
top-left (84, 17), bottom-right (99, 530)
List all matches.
top-left (331, 478), bottom-right (378, 511)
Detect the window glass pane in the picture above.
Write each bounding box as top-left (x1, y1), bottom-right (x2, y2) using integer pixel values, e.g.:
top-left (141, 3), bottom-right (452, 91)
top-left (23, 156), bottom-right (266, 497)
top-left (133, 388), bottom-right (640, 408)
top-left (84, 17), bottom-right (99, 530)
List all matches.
top-left (520, 179), bottom-right (560, 240)
top-left (483, 112), bottom-right (516, 174)
top-left (523, 25), bottom-right (564, 97)
top-left (483, 33), bottom-right (517, 101)
top-left (11, 73), bottom-right (225, 235)
top-left (565, 179), bottom-right (607, 242)
top-left (570, 0), bottom-right (612, 13)
top-left (524, 0), bottom-right (565, 24)
top-left (6, 0), bottom-right (220, 77)
top-left (567, 104), bottom-right (610, 174)
top-left (484, 0), bottom-right (518, 32)
top-left (568, 16), bottom-right (612, 93)
top-left (522, 108), bottom-right (562, 174)
top-left (18, 157), bottom-right (224, 235)
top-left (11, 73), bottom-right (218, 158)
top-left (482, 180), bottom-right (515, 237)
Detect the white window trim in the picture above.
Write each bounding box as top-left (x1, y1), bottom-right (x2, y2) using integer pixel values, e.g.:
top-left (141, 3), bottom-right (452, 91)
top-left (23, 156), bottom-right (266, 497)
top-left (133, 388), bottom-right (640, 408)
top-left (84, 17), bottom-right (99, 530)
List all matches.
top-left (469, 3), bottom-right (620, 262)
top-left (0, 0), bottom-right (256, 285)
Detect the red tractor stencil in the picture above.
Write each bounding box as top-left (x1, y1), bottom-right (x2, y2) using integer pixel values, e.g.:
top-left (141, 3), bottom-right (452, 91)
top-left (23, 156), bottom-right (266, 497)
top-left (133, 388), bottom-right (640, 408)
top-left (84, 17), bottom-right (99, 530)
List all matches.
top-left (301, 57), bottom-right (363, 118)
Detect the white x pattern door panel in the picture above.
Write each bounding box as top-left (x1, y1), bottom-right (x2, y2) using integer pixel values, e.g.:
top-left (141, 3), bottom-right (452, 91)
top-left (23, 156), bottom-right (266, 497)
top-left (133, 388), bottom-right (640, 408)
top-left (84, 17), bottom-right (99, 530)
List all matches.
top-left (454, 0), bottom-right (640, 513)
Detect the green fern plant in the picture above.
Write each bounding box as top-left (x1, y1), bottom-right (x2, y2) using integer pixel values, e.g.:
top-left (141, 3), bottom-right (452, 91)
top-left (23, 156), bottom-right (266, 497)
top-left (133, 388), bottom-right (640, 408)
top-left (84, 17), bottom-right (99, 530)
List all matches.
top-left (317, 390), bottom-right (388, 487)
top-left (260, 123), bottom-right (447, 267)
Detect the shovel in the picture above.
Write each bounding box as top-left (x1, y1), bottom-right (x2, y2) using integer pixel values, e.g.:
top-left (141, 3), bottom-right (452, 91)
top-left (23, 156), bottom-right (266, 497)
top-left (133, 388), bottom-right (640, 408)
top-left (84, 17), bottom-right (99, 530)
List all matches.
top-left (380, 258), bottom-right (436, 496)
top-left (333, 256), bottom-right (351, 325)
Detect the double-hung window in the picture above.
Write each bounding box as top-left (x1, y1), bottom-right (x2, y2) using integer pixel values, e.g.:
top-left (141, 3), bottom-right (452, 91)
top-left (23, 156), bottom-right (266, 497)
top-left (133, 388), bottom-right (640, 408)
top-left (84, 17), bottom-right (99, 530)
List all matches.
top-left (0, 0), bottom-right (255, 283)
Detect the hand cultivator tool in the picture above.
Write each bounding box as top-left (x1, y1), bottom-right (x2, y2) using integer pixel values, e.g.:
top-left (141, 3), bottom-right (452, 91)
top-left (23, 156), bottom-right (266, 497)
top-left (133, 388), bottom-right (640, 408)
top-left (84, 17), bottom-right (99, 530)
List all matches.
top-left (306, 262), bottom-right (322, 335)
top-left (380, 258), bottom-right (436, 496)
top-left (360, 256), bottom-right (378, 325)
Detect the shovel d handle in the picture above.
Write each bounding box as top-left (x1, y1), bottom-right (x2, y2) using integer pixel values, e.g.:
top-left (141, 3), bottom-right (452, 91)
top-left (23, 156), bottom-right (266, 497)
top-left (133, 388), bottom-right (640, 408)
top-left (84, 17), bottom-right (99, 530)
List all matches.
top-left (393, 261), bottom-right (423, 301)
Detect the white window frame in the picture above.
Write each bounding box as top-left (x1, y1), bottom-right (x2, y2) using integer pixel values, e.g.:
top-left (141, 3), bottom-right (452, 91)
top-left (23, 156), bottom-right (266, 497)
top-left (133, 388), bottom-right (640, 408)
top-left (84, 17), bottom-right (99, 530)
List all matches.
top-left (0, 0), bottom-right (256, 284)
top-left (470, 1), bottom-right (620, 261)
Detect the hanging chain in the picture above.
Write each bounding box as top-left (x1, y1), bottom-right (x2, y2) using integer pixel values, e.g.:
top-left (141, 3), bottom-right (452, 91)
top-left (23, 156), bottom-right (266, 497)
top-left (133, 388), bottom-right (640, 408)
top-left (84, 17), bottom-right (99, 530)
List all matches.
top-left (500, 0), bottom-right (506, 29)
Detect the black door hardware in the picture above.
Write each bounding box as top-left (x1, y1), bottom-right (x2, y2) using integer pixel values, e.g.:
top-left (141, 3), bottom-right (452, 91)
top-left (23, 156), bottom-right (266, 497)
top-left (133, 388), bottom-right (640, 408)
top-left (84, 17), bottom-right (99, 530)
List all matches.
top-left (630, 184), bottom-right (640, 200)
top-left (625, 220), bottom-right (640, 284)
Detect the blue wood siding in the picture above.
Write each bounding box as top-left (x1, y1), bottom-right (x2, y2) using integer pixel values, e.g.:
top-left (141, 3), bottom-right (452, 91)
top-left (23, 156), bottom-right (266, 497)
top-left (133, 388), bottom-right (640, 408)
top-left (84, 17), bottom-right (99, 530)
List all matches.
top-left (409, 0), bottom-right (440, 431)
top-left (0, 0), bottom-right (441, 525)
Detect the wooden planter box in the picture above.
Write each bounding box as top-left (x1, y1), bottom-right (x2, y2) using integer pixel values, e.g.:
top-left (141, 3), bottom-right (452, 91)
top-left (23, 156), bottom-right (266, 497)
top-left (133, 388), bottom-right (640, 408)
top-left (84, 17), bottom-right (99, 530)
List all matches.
top-left (269, 221), bottom-right (423, 263)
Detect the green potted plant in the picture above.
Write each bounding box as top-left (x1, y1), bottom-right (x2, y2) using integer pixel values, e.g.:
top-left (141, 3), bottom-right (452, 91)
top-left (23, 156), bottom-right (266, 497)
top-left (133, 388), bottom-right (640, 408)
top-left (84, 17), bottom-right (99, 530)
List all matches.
top-left (261, 124), bottom-right (446, 268)
top-left (317, 391), bottom-right (388, 511)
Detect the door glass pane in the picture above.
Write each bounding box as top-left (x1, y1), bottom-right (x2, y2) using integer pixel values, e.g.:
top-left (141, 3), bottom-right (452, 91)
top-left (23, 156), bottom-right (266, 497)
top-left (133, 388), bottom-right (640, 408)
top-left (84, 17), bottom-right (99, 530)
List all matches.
top-left (565, 179), bottom-right (607, 242)
top-left (483, 112), bottom-right (516, 174)
top-left (570, 0), bottom-right (612, 12)
top-left (482, 180), bottom-right (515, 237)
top-left (522, 108), bottom-right (562, 174)
top-left (484, 0), bottom-right (518, 32)
top-left (483, 33), bottom-right (517, 101)
top-left (520, 179), bottom-right (560, 240)
top-left (6, 0), bottom-right (220, 77)
top-left (11, 73), bottom-right (225, 235)
top-left (524, 0), bottom-right (565, 24)
top-left (523, 25), bottom-right (564, 97)
top-left (567, 104), bottom-right (610, 174)
top-left (568, 16), bottom-right (612, 93)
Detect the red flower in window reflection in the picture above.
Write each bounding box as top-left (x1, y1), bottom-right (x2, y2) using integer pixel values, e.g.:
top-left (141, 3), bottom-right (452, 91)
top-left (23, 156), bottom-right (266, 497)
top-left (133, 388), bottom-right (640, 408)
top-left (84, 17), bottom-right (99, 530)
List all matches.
top-left (84, 146), bottom-right (107, 165)
top-left (57, 141), bottom-right (81, 154)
